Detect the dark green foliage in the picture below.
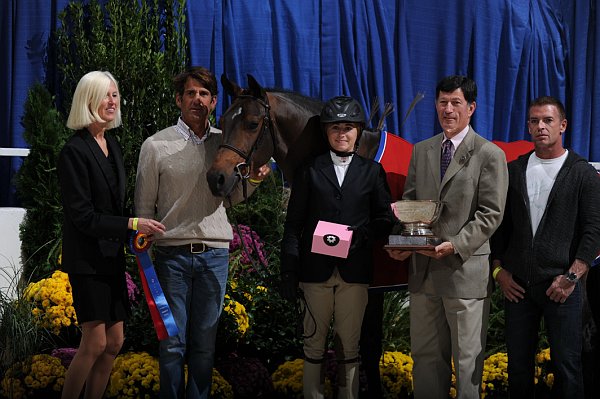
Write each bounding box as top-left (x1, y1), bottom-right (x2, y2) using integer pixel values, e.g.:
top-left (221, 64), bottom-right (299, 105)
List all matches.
top-left (226, 166), bottom-right (288, 249)
top-left (486, 288), bottom-right (507, 356)
top-left (123, 292), bottom-right (159, 356)
top-left (381, 290), bottom-right (411, 353)
top-left (122, 254), bottom-right (159, 356)
top-left (15, 84), bottom-right (69, 281)
top-left (16, 0), bottom-right (187, 284)
top-left (221, 174), bottom-right (304, 370)
top-left (0, 294), bottom-right (53, 375)
top-left (221, 268), bottom-right (304, 371)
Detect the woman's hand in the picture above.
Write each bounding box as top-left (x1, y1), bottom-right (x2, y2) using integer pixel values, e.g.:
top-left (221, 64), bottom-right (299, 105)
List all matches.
top-left (132, 217), bottom-right (166, 240)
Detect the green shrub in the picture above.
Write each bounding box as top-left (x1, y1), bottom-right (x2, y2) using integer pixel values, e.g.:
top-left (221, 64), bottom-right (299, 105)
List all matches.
top-left (15, 85), bottom-right (69, 281)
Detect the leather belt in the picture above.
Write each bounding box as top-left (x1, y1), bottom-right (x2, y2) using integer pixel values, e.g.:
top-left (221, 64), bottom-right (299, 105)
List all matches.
top-left (174, 243), bottom-right (210, 254)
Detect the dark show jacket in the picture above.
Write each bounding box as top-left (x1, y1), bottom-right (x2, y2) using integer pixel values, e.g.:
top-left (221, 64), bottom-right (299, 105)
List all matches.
top-left (281, 152), bottom-right (394, 284)
top-left (58, 129), bottom-right (130, 276)
top-left (491, 150), bottom-right (600, 286)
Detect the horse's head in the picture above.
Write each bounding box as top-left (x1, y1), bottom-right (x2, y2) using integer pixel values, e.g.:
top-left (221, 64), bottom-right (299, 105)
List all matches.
top-left (207, 74), bottom-right (276, 197)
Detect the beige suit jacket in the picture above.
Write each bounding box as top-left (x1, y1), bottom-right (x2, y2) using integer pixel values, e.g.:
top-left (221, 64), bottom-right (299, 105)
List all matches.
top-left (403, 128), bottom-right (508, 298)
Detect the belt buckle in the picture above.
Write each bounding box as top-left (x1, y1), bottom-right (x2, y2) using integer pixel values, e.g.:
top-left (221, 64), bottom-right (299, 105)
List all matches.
top-left (190, 243), bottom-right (206, 254)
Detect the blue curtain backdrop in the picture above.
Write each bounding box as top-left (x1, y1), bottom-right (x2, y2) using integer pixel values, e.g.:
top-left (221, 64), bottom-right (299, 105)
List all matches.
top-left (2, 0), bottom-right (599, 206)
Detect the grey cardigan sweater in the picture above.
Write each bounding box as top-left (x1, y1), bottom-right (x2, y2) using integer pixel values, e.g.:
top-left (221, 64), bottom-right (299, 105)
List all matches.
top-left (491, 150), bottom-right (600, 286)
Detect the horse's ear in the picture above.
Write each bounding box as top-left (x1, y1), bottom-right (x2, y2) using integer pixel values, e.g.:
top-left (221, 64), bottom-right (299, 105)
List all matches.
top-left (246, 74), bottom-right (267, 100)
top-left (221, 75), bottom-right (244, 98)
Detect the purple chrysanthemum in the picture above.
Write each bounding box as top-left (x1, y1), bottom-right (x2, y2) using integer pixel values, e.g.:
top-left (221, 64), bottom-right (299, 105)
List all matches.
top-left (229, 224), bottom-right (268, 266)
top-left (50, 347), bottom-right (77, 368)
top-left (125, 271), bottom-right (140, 303)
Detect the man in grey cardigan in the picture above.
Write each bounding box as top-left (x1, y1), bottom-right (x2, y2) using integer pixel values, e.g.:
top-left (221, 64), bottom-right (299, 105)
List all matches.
top-left (491, 96), bottom-right (600, 399)
top-left (135, 67), bottom-right (268, 399)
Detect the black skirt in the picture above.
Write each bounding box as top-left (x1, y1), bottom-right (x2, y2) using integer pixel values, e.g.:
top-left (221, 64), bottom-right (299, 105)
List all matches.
top-left (69, 273), bottom-right (129, 323)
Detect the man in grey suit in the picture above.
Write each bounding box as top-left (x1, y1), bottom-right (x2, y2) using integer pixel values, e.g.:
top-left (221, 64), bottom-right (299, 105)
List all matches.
top-left (387, 75), bottom-right (508, 398)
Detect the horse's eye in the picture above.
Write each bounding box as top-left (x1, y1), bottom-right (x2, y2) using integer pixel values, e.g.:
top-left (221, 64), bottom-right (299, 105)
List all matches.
top-left (246, 121), bottom-right (259, 130)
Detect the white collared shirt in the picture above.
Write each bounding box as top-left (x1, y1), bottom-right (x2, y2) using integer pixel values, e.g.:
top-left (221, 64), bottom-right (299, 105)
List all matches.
top-left (174, 117), bottom-right (213, 145)
top-left (330, 151), bottom-right (353, 185)
top-left (441, 125), bottom-right (470, 158)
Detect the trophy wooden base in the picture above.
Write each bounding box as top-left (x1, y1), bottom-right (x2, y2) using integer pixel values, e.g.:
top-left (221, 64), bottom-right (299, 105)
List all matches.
top-left (385, 235), bottom-right (442, 250)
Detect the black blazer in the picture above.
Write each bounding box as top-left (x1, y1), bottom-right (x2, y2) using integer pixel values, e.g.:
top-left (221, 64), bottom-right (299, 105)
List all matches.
top-left (281, 152), bottom-right (394, 284)
top-left (58, 129), bottom-right (130, 275)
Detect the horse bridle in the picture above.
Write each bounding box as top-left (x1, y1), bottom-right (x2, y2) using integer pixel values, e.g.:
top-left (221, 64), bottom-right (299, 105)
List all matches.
top-left (219, 94), bottom-right (276, 275)
top-left (219, 94), bottom-right (276, 180)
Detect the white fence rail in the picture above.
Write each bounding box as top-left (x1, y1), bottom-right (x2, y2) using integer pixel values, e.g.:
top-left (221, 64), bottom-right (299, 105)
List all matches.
top-left (0, 148), bottom-right (29, 298)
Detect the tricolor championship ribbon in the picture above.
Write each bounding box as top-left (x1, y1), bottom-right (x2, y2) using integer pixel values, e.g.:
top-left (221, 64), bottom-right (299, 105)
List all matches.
top-left (129, 232), bottom-right (178, 340)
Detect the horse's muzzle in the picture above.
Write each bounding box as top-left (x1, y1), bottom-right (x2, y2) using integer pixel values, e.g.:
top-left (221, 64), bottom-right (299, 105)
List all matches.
top-left (206, 168), bottom-right (238, 197)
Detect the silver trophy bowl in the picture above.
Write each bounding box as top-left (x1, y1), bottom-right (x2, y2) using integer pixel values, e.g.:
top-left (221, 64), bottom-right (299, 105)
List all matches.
top-left (387, 200), bottom-right (444, 249)
top-left (392, 200), bottom-right (443, 236)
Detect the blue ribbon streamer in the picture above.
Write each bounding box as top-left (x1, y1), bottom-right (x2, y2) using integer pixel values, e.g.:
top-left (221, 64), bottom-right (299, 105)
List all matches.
top-left (129, 233), bottom-right (179, 339)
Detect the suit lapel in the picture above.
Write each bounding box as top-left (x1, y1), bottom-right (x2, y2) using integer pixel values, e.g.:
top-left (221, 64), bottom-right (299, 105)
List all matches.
top-left (315, 153), bottom-right (340, 190)
top-left (106, 135), bottom-right (126, 206)
top-left (426, 134), bottom-right (443, 191)
top-left (82, 130), bottom-right (122, 209)
top-left (340, 156), bottom-right (362, 190)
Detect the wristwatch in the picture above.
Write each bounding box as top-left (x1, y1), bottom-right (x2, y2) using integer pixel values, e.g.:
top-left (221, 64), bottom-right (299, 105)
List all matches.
top-left (564, 271), bottom-right (579, 284)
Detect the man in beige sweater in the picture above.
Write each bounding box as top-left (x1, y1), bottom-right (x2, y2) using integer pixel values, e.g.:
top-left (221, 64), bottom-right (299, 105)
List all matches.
top-left (134, 66), bottom-right (268, 399)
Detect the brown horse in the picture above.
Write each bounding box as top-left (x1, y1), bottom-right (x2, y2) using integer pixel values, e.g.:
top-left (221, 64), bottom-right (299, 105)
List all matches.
top-left (206, 74), bottom-right (384, 197)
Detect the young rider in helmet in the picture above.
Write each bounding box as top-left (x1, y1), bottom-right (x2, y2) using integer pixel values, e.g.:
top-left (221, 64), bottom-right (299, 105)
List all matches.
top-left (279, 96), bottom-right (394, 399)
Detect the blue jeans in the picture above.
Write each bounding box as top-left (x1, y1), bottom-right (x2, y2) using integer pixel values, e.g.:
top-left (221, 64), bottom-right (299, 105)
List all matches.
top-left (154, 245), bottom-right (229, 399)
top-left (505, 278), bottom-right (583, 399)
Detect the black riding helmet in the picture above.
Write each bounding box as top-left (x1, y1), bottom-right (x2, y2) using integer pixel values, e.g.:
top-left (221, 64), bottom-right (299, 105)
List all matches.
top-left (321, 96), bottom-right (365, 124)
top-left (320, 96), bottom-right (365, 156)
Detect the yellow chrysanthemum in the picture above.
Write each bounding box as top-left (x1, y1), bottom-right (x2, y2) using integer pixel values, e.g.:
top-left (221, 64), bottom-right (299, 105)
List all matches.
top-left (24, 270), bottom-right (78, 334)
top-left (481, 352), bottom-right (509, 395)
top-left (535, 348), bottom-right (553, 389)
top-left (223, 295), bottom-right (250, 336)
top-left (271, 359), bottom-right (333, 397)
top-left (211, 369), bottom-right (234, 398)
top-left (0, 354), bottom-right (66, 399)
top-left (106, 352), bottom-right (160, 398)
top-left (380, 351), bottom-right (414, 397)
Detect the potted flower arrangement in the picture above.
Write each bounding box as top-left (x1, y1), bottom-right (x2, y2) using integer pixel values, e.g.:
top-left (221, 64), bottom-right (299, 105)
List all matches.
top-left (0, 354), bottom-right (65, 398)
top-left (380, 351), bottom-right (414, 398)
top-left (23, 270), bottom-right (77, 336)
top-left (481, 352), bottom-right (509, 398)
top-left (216, 353), bottom-right (274, 398)
top-left (105, 352), bottom-right (159, 398)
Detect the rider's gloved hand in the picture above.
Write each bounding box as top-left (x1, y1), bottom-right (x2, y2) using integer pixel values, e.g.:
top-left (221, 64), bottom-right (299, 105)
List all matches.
top-left (347, 224), bottom-right (369, 253)
top-left (279, 254), bottom-right (299, 301)
top-left (279, 272), bottom-right (299, 301)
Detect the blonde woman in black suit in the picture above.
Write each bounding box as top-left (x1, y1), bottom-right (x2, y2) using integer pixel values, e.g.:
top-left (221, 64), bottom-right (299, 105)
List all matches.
top-left (58, 71), bottom-right (165, 399)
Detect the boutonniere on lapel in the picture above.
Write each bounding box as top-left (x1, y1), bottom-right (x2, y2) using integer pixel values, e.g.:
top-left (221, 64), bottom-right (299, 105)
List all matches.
top-left (458, 150), bottom-right (474, 167)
